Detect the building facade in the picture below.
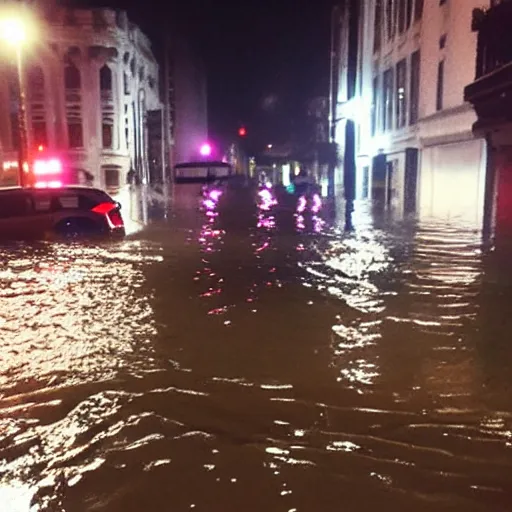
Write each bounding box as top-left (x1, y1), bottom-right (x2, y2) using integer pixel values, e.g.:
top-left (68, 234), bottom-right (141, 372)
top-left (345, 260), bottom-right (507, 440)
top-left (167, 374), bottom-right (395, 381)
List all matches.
top-left (0, 2), bottom-right (161, 192)
top-left (465, 0), bottom-right (512, 240)
top-left (331, 0), bottom-right (491, 226)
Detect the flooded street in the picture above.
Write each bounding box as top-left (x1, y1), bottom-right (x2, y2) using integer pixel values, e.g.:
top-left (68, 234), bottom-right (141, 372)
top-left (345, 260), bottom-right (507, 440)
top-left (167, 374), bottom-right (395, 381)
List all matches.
top-left (1, 186), bottom-right (512, 512)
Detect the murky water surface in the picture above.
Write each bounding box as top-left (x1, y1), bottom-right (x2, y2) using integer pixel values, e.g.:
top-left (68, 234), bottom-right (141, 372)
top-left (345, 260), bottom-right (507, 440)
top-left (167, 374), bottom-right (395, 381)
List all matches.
top-left (1, 187), bottom-right (512, 511)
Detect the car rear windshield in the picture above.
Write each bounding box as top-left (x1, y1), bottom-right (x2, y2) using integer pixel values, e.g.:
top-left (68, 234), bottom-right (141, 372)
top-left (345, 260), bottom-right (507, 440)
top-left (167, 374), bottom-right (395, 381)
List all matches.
top-left (32, 189), bottom-right (113, 213)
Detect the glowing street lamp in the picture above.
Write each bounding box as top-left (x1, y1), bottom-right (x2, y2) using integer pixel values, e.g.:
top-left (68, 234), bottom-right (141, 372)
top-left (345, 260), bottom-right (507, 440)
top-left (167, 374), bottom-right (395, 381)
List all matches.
top-left (0, 17), bottom-right (27, 46)
top-left (0, 15), bottom-right (30, 187)
top-left (199, 143), bottom-right (212, 157)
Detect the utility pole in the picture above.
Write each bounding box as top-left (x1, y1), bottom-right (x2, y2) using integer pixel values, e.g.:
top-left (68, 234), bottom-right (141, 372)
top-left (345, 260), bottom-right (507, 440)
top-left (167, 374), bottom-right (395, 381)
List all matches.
top-left (328, 5), bottom-right (341, 201)
top-left (163, 33), bottom-right (172, 189)
top-left (343, 0), bottom-right (359, 227)
top-left (16, 45), bottom-right (28, 187)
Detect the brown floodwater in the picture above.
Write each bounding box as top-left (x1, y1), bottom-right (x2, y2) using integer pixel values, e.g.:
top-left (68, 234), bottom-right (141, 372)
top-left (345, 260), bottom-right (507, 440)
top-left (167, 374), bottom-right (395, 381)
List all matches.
top-left (1, 185), bottom-right (512, 511)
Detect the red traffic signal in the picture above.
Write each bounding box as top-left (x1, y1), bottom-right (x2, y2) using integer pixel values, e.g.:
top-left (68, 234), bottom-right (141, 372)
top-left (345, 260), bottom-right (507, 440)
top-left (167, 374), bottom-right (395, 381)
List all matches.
top-left (238, 126), bottom-right (246, 137)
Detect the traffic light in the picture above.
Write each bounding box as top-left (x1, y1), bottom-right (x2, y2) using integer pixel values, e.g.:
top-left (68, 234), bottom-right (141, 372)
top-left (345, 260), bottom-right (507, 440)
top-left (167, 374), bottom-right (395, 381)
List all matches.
top-left (238, 126), bottom-right (246, 137)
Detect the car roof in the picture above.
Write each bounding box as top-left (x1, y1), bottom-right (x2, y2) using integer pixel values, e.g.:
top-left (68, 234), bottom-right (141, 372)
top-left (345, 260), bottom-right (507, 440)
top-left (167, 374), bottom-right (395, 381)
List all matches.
top-left (0, 186), bottom-right (112, 197)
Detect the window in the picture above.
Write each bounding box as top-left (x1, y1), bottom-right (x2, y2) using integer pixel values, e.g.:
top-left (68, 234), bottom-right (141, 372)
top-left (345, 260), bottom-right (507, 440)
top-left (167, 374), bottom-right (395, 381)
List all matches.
top-left (439, 34), bottom-right (447, 49)
top-left (102, 122), bottom-right (113, 149)
top-left (65, 11), bottom-right (77, 25)
top-left (371, 76), bottom-right (379, 136)
top-left (439, 0), bottom-right (446, 4)
top-left (64, 64), bottom-right (81, 89)
top-left (396, 59), bottom-right (407, 128)
top-left (68, 121), bottom-right (83, 148)
top-left (386, 0), bottom-right (395, 41)
top-left (92, 9), bottom-right (106, 29)
top-left (123, 72), bottom-right (130, 95)
top-left (32, 121), bottom-right (47, 146)
top-left (382, 68), bottom-right (394, 131)
top-left (27, 66), bottom-right (44, 101)
top-left (374, 0), bottom-right (382, 52)
top-left (99, 65), bottom-right (112, 91)
top-left (414, 0), bottom-right (424, 20)
top-left (406, 0), bottom-right (413, 29)
top-left (104, 167), bottom-right (120, 188)
top-left (398, 0), bottom-right (406, 33)
top-left (52, 193), bottom-right (80, 210)
top-left (409, 50), bottom-right (420, 124)
top-left (50, 192), bottom-right (97, 210)
top-left (436, 60), bottom-right (444, 111)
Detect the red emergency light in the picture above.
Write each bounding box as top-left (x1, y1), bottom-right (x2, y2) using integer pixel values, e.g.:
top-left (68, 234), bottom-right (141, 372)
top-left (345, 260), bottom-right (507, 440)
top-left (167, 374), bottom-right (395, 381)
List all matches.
top-left (33, 158), bottom-right (62, 176)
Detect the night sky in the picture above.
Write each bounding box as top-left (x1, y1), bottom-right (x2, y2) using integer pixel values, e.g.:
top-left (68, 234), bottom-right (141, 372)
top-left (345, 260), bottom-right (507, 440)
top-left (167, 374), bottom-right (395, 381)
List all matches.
top-left (69, 0), bottom-right (334, 150)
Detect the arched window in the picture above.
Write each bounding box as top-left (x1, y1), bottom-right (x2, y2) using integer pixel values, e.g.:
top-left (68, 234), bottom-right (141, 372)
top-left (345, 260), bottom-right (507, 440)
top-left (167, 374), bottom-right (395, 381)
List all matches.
top-left (64, 64), bottom-right (81, 89)
top-left (100, 64), bottom-right (112, 91)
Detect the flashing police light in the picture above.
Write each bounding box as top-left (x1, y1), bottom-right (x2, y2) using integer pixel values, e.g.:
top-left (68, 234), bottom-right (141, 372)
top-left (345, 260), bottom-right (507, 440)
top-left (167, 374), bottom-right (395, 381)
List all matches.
top-left (33, 158), bottom-right (62, 176)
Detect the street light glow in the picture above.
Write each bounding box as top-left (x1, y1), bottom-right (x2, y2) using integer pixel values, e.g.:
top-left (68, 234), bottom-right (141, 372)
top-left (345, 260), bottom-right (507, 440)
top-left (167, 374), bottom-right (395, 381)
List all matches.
top-left (0, 17), bottom-right (26, 46)
top-left (200, 143), bottom-right (212, 157)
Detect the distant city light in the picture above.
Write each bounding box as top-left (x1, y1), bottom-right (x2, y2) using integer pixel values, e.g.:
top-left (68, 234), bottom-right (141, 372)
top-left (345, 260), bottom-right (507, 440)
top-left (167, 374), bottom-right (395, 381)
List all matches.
top-left (200, 143), bottom-right (212, 157)
top-left (267, 144), bottom-right (273, 149)
top-left (238, 126), bottom-right (246, 137)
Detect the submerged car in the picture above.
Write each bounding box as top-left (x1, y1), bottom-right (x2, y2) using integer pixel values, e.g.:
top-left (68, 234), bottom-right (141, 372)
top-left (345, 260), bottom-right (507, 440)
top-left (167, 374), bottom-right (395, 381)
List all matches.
top-left (0, 186), bottom-right (125, 240)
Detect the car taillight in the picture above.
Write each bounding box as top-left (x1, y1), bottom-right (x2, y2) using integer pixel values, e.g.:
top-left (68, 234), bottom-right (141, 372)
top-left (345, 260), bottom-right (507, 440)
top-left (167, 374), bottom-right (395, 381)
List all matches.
top-left (107, 208), bottom-right (124, 228)
top-left (92, 202), bottom-right (116, 215)
top-left (91, 202), bottom-right (124, 228)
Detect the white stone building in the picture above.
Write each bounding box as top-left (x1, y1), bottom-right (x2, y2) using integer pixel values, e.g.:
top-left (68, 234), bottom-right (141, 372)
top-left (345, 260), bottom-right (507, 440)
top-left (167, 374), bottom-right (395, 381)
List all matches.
top-left (332, 0), bottom-right (490, 226)
top-left (0, 2), bottom-right (161, 192)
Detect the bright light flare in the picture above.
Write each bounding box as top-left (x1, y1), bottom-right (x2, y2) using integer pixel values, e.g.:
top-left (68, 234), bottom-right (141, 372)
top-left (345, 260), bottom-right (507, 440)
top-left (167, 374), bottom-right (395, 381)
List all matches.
top-left (0, 17), bottom-right (26, 45)
top-left (33, 158), bottom-right (62, 176)
top-left (35, 180), bottom-right (62, 188)
top-left (200, 143), bottom-right (212, 157)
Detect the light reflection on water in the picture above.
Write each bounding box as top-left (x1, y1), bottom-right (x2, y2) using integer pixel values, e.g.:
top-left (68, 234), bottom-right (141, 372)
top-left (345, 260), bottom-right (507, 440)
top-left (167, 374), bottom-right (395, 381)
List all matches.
top-left (1, 194), bottom-right (512, 511)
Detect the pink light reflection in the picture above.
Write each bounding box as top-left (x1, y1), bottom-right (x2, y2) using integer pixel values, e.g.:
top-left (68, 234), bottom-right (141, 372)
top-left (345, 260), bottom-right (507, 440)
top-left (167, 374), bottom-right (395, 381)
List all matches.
top-left (255, 241), bottom-right (270, 253)
top-left (257, 216), bottom-right (276, 229)
top-left (312, 194), bottom-right (322, 213)
top-left (258, 188), bottom-right (277, 212)
top-left (297, 196), bottom-right (307, 213)
top-left (209, 190), bottom-right (222, 201)
top-left (200, 143), bottom-right (212, 156)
